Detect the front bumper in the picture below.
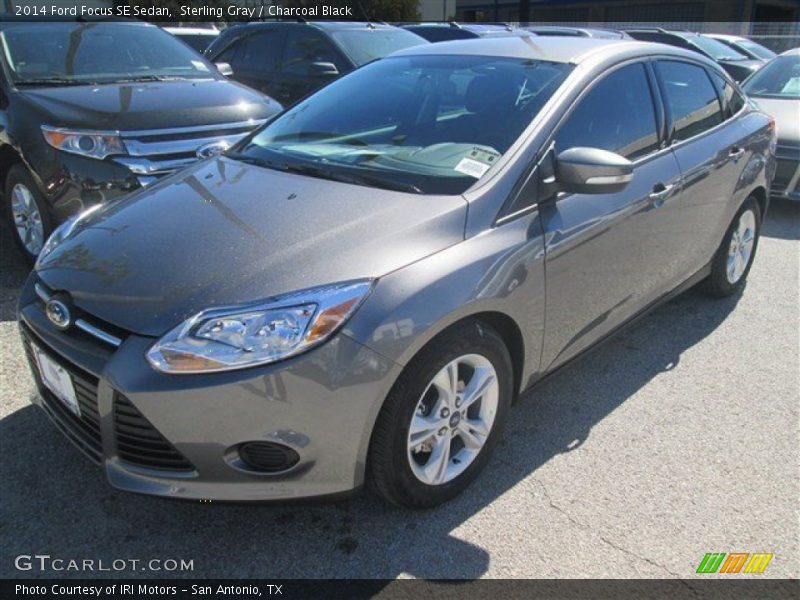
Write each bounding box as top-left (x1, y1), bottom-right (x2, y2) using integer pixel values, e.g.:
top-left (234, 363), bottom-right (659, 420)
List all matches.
top-left (771, 145), bottom-right (800, 202)
top-left (17, 275), bottom-right (401, 502)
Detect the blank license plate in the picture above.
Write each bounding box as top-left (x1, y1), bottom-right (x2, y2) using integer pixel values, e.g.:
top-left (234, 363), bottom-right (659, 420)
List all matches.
top-left (32, 344), bottom-right (80, 417)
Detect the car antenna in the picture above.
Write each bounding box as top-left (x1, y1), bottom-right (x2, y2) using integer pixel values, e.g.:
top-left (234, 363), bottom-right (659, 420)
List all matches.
top-left (356, 1), bottom-right (375, 28)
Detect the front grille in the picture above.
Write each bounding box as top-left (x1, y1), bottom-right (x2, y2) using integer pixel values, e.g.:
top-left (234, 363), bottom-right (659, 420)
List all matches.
top-left (114, 394), bottom-right (194, 472)
top-left (21, 329), bottom-right (103, 464)
top-left (114, 119), bottom-right (266, 183)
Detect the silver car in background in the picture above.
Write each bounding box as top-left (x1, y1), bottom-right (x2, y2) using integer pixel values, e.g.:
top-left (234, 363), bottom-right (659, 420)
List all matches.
top-left (19, 37), bottom-right (775, 508)
top-left (743, 48), bottom-right (800, 202)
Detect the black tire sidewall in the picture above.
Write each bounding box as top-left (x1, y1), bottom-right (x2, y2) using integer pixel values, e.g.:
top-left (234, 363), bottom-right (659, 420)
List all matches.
top-left (370, 321), bottom-right (513, 508)
top-left (4, 164), bottom-right (53, 263)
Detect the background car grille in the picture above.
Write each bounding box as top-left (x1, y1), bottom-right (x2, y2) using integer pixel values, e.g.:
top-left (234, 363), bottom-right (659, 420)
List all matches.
top-left (773, 159), bottom-right (797, 188)
top-left (114, 119), bottom-right (266, 186)
top-left (21, 329), bottom-right (103, 464)
top-left (114, 394), bottom-right (194, 472)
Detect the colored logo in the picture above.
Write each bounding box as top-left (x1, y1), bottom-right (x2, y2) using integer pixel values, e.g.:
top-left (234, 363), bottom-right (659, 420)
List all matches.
top-left (696, 552), bottom-right (773, 574)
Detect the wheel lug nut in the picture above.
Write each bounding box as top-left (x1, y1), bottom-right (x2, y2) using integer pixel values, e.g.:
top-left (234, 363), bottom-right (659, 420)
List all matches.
top-left (440, 408), bottom-right (450, 418)
top-left (438, 427), bottom-right (447, 437)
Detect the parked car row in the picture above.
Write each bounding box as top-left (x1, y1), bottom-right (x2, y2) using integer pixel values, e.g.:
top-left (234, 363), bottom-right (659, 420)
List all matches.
top-left (14, 25), bottom-right (781, 507)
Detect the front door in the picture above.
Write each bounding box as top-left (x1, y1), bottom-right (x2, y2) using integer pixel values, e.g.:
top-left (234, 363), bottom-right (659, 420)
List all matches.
top-left (539, 61), bottom-right (684, 371)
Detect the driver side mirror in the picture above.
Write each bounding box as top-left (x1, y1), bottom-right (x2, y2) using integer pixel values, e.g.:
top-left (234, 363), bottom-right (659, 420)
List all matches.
top-left (308, 61), bottom-right (340, 77)
top-left (555, 147), bottom-right (633, 195)
top-left (215, 62), bottom-right (234, 77)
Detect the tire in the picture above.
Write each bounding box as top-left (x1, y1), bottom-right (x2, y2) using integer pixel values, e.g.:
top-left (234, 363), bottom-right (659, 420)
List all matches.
top-left (368, 319), bottom-right (513, 508)
top-left (700, 196), bottom-right (761, 298)
top-left (4, 164), bottom-right (53, 264)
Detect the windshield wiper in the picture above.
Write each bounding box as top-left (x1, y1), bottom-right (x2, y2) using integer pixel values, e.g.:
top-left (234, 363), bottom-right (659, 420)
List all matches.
top-left (15, 77), bottom-right (94, 87)
top-left (226, 154), bottom-right (423, 194)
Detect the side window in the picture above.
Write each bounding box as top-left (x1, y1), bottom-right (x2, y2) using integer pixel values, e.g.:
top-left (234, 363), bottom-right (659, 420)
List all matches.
top-left (709, 70), bottom-right (745, 118)
top-left (554, 63), bottom-right (659, 160)
top-left (237, 31), bottom-right (283, 72)
top-left (657, 60), bottom-right (724, 141)
top-left (282, 30), bottom-right (342, 73)
top-left (214, 42), bottom-right (239, 66)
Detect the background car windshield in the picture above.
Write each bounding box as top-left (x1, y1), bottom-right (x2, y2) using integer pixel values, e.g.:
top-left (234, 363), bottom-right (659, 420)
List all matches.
top-left (742, 54), bottom-right (800, 98)
top-left (239, 55), bottom-right (572, 195)
top-left (736, 39), bottom-right (776, 60)
top-left (1, 23), bottom-right (216, 84)
top-left (329, 29), bottom-right (428, 66)
top-left (692, 36), bottom-right (748, 61)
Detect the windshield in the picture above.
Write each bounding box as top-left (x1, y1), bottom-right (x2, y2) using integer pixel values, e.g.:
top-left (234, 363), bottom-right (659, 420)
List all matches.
top-left (329, 29), bottom-right (427, 66)
top-left (692, 35), bottom-right (749, 61)
top-left (736, 39), bottom-right (776, 61)
top-left (1, 23), bottom-right (217, 85)
top-left (234, 55), bottom-right (573, 195)
top-left (743, 54), bottom-right (800, 98)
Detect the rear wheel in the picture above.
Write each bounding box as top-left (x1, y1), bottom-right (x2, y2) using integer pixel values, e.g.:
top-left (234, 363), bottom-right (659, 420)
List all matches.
top-left (700, 196), bottom-right (761, 297)
top-left (5, 164), bottom-right (53, 263)
top-left (368, 320), bottom-right (513, 508)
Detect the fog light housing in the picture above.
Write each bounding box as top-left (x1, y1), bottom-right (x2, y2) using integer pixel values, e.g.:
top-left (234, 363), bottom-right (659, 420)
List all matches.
top-left (238, 442), bottom-right (299, 473)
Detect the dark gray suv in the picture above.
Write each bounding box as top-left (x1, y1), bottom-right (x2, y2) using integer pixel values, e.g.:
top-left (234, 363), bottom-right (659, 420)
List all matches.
top-left (20, 37), bottom-right (775, 508)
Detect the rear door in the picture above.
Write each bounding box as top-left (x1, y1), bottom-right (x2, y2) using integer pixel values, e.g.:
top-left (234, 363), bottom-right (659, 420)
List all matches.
top-left (539, 61), bottom-right (685, 370)
top-left (654, 59), bottom-right (749, 273)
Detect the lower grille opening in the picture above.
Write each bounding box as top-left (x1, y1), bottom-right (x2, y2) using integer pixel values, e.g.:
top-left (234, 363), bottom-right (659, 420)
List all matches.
top-left (238, 442), bottom-right (299, 473)
top-left (113, 394), bottom-right (194, 472)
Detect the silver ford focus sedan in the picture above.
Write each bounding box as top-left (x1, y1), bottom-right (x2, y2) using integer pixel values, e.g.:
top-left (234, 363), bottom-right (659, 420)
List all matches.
top-left (19, 37), bottom-right (775, 508)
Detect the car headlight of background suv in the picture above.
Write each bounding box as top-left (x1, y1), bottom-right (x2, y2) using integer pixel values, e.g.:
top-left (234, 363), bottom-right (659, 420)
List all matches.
top-left (41, 125), bottom-right (126, 160)
top-left (146, 280), bottom-right (374, 374)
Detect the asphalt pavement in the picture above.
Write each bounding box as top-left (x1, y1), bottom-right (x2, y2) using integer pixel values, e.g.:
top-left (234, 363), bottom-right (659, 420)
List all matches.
top-left (1, 200), bottom-right (797, 579)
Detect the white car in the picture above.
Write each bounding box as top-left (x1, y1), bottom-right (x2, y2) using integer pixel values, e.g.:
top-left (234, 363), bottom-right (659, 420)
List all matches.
top-left (164, 26), bottom-right (220, 53)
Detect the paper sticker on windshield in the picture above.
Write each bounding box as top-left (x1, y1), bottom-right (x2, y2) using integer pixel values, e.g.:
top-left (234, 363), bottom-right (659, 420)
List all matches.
top-left (469, 147), bottom-right (501, 165)
top-left (455, 158), bottom-right (491, 179)
top-left (192, 60), bottom-right (209, 72)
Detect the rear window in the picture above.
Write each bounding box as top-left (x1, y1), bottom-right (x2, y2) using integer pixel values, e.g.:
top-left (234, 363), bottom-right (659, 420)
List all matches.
top-left (742, 54), bottom-right (800, 99)
top-left (657, 60), bottom-right (723, 141)
top-left (329, 28), bottom-right (427, 66)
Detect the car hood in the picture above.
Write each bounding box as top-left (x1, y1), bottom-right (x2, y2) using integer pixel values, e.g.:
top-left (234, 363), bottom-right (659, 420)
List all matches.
top-left (17, 79), bottom-right (280, 130)
top-left (36, 157), bottom-right (467, 337)
top-left (750, 97), bottom-right (800, 145)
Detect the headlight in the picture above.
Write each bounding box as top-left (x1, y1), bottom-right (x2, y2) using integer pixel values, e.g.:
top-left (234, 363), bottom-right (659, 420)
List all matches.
top-left (146, 281), bottom-right (374, 374)
top-left (35, 204), bottom-right (103, 268)
top-left (41, 126), bottom-right (126, 160)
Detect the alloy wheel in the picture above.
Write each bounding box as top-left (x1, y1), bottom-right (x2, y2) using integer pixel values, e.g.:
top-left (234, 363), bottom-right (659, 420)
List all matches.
top-left (726, 208), bottom-right (756, 284)
top-left (407, 354), bottom-right (499, 486)
top-left (10, 183), bottom-right (44, 256)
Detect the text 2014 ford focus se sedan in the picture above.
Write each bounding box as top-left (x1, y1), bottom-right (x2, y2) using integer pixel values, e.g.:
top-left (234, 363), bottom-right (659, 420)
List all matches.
top-left (19, 38), bottom-right (774, 507)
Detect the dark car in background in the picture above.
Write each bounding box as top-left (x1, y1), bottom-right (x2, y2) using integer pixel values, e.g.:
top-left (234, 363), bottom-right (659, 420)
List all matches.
top-left (402, 22), bottom-right (534, 43)
top-left (525, 25), bottom-right (631, 39)
top-left (742, 49), bottom-right (800, 202)
top-left (205, 21), bottom-right (427, 106)
top-left (21, 37), bottom-right (774, 507)
top-left (0, 20), bottom-right (281, 261)
top-left (625, 28), bottom-right (763, 81)
top-left (705, 33), bottom-right (776, 62)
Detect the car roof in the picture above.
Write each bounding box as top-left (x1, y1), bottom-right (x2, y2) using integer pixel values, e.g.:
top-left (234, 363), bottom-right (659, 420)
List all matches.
top-left (164, 27), bottom-right (218, 36)
top-left (781, 48), bottom-right (800, 56)
top-left (232, 20), bottom-right (401, 33)
top-left (389, 35), bottom-right (695, 65)
top-left (525, 25), bottom-right (628, 38)
top-left (704, 33), bottom-right (745, 42)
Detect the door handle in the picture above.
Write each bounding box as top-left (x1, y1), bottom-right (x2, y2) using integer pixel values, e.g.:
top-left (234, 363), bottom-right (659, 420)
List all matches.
top-left (729, 147), bottom-right (745, 161)
top-left (649, 183), bottom-right (674, 207)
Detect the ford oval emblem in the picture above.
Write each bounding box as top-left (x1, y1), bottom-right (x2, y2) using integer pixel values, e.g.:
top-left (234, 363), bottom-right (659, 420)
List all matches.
top-left (196, 141), bottom-right (230, 160)
top-left (46, 299), bottom-right (71, 330)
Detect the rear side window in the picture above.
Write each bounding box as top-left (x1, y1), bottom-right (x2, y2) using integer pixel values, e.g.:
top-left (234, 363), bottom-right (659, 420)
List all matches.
top-left (657, 60), bottom-right (723, 141)
top-left (555, 62), bottom-right (659, 160)
top-left (237, 30), bottom-right (283, 72)
top-left (709, 71), bottom-right (745, 117)
top-left (282, 30), bottom-right (343, 73)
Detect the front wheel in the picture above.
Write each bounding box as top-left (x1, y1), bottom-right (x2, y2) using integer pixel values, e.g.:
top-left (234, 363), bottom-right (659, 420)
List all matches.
top-left (4, 164), bottom-right (53, 263)
top-left (700, 196), bottom-right (761, 298)
top-left (368, 320), bottom-right (513, 508)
